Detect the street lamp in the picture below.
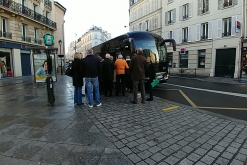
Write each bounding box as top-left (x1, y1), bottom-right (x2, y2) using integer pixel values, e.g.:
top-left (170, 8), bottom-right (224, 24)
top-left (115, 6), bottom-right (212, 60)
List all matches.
top-left (58, 39), bottom-right (64, 75)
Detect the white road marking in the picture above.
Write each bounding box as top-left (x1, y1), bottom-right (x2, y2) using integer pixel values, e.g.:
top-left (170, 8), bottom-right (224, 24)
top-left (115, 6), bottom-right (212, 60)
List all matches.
top-left (162, 83), bottom-right (247, 98)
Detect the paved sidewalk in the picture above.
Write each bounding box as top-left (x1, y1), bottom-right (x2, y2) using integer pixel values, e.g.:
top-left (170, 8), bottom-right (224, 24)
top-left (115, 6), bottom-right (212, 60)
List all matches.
top-left (0, 76), bottom-right (247, 165)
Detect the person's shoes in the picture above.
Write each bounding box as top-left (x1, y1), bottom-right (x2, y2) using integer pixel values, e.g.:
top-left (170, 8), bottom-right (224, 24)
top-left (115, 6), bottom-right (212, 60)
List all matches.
top-left (88, 105), bottom-right (93, 108)
top-left (130, 101), bottom-right (137, 104)
top-left (146, 98), bottom-right (153, 101)
top-left (96, 103), bottom-right (102, 107)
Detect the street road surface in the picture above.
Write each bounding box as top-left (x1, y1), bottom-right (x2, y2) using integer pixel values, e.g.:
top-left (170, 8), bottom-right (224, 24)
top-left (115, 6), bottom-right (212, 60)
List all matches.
top-left (153, 77), bottom-right (247, 121)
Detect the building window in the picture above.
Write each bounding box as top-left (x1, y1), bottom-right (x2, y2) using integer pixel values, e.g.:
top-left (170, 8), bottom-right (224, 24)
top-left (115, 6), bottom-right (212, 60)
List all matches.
top-left (152, 17), bottom-right (157, 30)
top-left (34, 28), bottom-right (39, 43)
top-left (146, 21), bottom-right (149, 31)
top-left (180, 51), bottom-right (188, 68)
top-left (182, 27), bottom-right (188, 42)
top-left (168, 0), bottom-right (174, 3)
top-left (224, 0), bottom-right (233, 7)
top-left (222, 17), bottom-right (231, 37)
top-left (182, 4), bottom-right (189, 19)
top-left (132, 25), bottom-right (135, 32)
top-left (139, 6), bottom-right (143, 18)
top-left (168, 10), bottom-right (173, 24)
top-left (201, 0), bottom-right (209, 13)
top-left (201, 22), bottom-right (208, 40)
top-left (1, 18), bottom-right (8, 33)
top-left (22, 24), bottom-right (27, 37)
top-left (139, 23), bottom-right (142, 31)
top-left (145, 3), bottom-right (150, 15)
top-left (134, 10), bottom-right (137, 20)
top-left (152, 0), bottom-right (157, 11)
top-left (198, 50), bottom-right (206, 68)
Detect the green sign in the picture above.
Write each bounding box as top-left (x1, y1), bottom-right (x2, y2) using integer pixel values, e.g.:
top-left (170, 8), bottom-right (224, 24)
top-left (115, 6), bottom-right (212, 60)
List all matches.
top-left (43, 34), bottom-right (54, 46)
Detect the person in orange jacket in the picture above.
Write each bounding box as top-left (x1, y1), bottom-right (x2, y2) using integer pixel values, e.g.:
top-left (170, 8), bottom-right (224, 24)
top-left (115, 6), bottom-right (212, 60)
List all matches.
top-left (114, 54), bottom-right (129, 96)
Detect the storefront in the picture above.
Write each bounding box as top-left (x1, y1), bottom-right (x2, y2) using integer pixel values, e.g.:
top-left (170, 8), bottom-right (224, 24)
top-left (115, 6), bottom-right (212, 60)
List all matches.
top-left (241, 40), bottom-right (247, 80)
top-left (0, 41), bottom-right (43, 78)
top-left (0, 48), bottom-right (13, 78)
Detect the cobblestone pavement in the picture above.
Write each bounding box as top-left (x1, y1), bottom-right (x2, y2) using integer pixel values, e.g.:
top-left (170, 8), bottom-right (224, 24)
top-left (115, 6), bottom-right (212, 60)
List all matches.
top-left (0, 76), bottom-right (247, 165)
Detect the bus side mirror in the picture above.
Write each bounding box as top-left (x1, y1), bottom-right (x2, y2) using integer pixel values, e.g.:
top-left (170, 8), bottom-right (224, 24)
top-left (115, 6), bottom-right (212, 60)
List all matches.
top-left (160, 39), bottom-right (176, 51)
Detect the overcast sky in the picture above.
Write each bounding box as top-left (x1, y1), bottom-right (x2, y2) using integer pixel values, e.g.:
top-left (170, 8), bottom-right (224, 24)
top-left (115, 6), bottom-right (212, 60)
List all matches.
top-left (56, 0), bottom-right (129, 53)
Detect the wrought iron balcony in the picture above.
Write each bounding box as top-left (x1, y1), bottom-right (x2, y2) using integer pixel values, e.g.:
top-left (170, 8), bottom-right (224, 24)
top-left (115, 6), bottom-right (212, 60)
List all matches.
top-left (0, 31), bottom-right (12, 39)
top-left (222, 32), bottom-right (231, 37)
top-left (168, 20), bottom-right (173, 24)
top-left (44, 0), bottom-right (52, 9)
top-left (201, 36), bottom-right (208, 40)
top-left (22, 36), bottom-right (31, 42)
top-left (182, 39), bottom-right (188, 43)
top-left (34, 39), bottom-right (42, 45)
top-left (0, 0), bottom-right (56, 29)
top-left (183, 15), bottom-right (188, 20)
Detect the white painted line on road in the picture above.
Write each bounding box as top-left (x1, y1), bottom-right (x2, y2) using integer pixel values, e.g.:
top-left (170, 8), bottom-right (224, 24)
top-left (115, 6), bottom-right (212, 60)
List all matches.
top-left (162, 83), bottom-right (247, 98)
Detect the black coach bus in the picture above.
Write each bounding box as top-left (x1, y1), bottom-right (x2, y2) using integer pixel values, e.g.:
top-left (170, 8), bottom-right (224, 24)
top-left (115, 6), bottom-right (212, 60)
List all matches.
top-left (92, 31), bottom-right (176, 82)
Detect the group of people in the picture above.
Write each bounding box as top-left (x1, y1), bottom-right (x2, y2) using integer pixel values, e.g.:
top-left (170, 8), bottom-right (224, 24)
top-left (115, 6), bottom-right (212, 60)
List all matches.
top-left (71, 47), bottom-right (156, 107)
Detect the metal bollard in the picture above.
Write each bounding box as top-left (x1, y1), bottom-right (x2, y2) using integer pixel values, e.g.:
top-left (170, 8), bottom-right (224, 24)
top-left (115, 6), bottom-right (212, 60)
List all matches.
top-left (46, 75), bottom-right (55, 106)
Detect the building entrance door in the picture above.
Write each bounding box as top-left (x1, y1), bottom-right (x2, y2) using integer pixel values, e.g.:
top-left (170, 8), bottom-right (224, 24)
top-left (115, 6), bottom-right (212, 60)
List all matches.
top-left (21, 53), bottom-right (31, 76)
top-left (215, 48), bottom-right (236, 78)
top-left (241, 53), bottom-right (247, 79)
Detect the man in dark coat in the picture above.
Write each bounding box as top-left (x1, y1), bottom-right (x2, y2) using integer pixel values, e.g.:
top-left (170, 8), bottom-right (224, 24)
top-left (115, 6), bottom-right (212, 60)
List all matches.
top-left (82, 49), bottom-right (102, 108)
top-left (145, 56), bottom-right (156, 101)
top-left (129, 48), bottom-right (147, 104)
top-left (101, 53), bottom-right (115, 97)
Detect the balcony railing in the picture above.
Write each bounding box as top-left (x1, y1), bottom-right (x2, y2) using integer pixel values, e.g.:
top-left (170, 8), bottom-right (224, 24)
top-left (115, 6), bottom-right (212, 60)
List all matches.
top-left (34, 39), bottom-right (42, 45)
top-left (0, 0), bottom-right (56, 29)
top-left (182, 39), bottom-right (188, 43)
top-left (44, 0), bottom-right (52, 9)
top-left (22, 36), bottom-right (31, 42)
top-left (183, 15), bottom-right (188, 20)
top-left (201, 35), bottom-right (208, 40)
top-left (222, 32), bottom-right (231, 37)
top-left (0, 31), bottom-right (12, 39)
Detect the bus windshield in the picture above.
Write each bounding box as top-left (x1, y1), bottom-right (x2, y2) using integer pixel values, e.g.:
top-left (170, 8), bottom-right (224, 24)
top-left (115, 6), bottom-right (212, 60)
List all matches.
top-left (129, 32), bottom-right (167, 63)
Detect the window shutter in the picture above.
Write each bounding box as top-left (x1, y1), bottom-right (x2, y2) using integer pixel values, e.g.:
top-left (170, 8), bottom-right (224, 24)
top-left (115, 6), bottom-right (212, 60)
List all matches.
top-left (217, 19), bottom-right (222, 38)
top-left (218, 0), bottom-right (223, 9)
top-left (208, 21), bottom-right (213, 39)
top-left (198, 0), bottom-right (201, 15)
top-left (142, 22), bottom-right (145, 31)
top-left (173, 8), bottom-right (176, 23)
top-left (149, 19), bottom-right (152, 30)
top-left (166, 32), bottom-right (170, 45)
top-left (165, 12), bottom-right (168, 25)
top-left (172, 30), bottom-right (175, 40)
top-left (233, 0), bottom-right (238, 5)
top-left (189, 3), bottom-right (193, 18)
top-left (188, 26), bottom-right (192, 42)
top-left (196, 24), bottom-right (201, 41)
top-left (179, 6), bottom-right (182, 21)
top-left (231, 16), bottom-right (237, 36)
top-left (179, 28), bottom-right (182, 43)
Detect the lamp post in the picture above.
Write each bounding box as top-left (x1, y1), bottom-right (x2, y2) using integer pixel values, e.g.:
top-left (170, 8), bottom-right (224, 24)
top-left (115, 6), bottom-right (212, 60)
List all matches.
top-left (58, 39), bottom-right (63, 75)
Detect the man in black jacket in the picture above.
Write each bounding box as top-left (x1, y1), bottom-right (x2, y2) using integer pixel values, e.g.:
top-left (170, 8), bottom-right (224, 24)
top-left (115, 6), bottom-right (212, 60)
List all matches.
top-left (82, 49), bottom-right (102, 108)
top-left (101, 53), bottom-right (115, 97)
top-left (146, 56), bottom-right (156, 101)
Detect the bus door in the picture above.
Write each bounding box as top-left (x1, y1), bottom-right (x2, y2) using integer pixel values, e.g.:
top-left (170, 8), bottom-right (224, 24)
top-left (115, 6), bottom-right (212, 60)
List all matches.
top-left (123, 38), bottom-right (136, 59)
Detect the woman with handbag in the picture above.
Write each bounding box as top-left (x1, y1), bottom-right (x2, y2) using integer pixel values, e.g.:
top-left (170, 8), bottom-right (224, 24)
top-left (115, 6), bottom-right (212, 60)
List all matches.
top-left (72, 52), bottom-right (84, 105)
